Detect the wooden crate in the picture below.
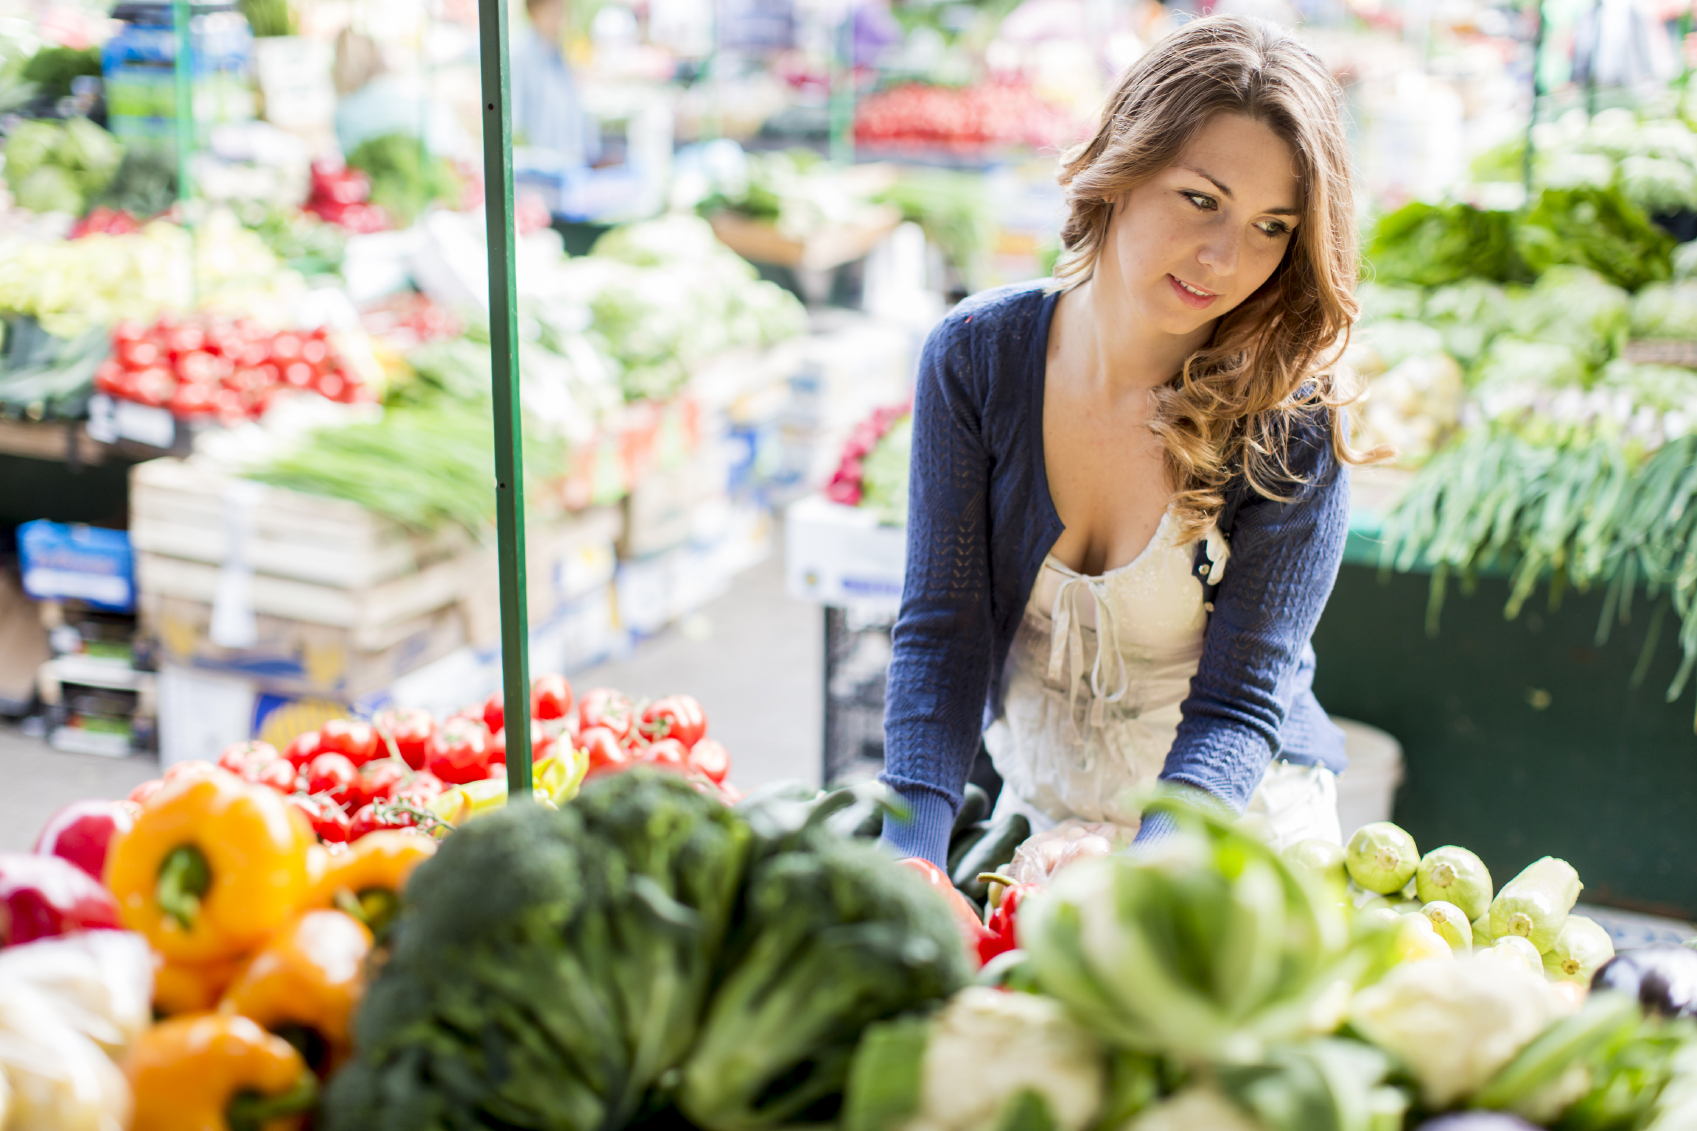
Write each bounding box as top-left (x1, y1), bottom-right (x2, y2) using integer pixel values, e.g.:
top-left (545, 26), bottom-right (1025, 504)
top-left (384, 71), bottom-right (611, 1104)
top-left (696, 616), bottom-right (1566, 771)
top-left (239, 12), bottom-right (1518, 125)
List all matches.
top-left (130, 458), bottom-right (470, 591)
top-left (708, 207), bottom-right (903, 273)
top-left (1622, 339), bottom-right (1697, 368)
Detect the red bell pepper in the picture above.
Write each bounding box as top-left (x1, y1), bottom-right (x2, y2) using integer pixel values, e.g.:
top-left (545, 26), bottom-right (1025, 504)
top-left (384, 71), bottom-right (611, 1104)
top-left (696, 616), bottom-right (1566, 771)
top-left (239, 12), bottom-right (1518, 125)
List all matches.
top-left (977, 878), bottom-right (1040, 965)
top-left (897, 858), bottom-right (990, 964)
top-left (32, 799), bottom-right (138, 882)
top-left (0, 852), bottom-right (123, 944)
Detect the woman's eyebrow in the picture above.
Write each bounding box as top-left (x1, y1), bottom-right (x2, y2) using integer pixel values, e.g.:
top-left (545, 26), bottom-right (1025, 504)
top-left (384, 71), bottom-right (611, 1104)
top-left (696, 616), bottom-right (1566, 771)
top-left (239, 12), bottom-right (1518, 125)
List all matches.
top-left (1178, 164), bottom-right (1302, 216)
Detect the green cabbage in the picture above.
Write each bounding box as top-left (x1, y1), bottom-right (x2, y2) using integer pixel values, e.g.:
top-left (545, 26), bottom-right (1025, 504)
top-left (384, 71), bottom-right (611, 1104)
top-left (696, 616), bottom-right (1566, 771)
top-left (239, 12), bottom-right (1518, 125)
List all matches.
top-left (1367, 201), bottom-right (1529, 287)
top-left (13, 164), bottom-right (83, 216)
top-left (1630, 281), bottom-right (1697, 339)
top-left (1514, 186), bottom-right (1674, 291)
top-left (3, 119), bottom-right (60, 183)
top-left (1620, 155), bottom-right (1697, 214)
top-left (1503, 266), bottom-right (1630, 370)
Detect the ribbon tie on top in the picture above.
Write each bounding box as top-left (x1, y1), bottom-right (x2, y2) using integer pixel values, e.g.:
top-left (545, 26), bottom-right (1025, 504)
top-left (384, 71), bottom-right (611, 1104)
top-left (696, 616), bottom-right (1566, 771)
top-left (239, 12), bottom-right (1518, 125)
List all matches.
top-left (1045, 573), bottom-right (1131, 747)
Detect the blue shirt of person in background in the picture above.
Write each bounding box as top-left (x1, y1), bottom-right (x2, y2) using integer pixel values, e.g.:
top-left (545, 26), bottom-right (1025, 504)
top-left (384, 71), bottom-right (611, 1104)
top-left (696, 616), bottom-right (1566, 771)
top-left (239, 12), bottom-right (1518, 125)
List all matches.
top-left (512, 0), bottom-right (599, 168)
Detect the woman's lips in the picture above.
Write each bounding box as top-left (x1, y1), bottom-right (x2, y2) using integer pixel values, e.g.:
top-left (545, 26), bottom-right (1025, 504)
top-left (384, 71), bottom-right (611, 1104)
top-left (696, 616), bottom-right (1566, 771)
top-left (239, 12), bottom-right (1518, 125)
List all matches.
top-left (1167, 274), bottom-right (1220, 310)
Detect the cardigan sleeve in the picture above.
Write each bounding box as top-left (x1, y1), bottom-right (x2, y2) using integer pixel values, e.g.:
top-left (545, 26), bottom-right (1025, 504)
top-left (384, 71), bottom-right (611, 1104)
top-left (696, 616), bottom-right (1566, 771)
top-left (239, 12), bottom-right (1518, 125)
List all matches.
top-left (878, 314), bottom-right (997, 866)
top-left (1159, 411), bottom-right (1350, 811)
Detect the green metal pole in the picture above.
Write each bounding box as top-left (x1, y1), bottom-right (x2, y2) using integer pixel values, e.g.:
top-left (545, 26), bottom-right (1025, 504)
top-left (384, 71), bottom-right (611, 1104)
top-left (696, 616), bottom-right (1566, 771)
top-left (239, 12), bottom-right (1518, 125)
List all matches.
top-left (172, 0), bottom-right (192, 203)
top-left (477, 0), bottom-right (533, 801)
top-left (828, 11), bottom-right (853, 164)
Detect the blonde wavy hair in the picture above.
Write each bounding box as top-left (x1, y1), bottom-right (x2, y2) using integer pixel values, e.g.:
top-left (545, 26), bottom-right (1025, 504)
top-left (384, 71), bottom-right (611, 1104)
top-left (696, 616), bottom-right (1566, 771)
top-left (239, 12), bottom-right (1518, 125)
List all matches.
top-left (1055, 15), bottom-right (1376, 542)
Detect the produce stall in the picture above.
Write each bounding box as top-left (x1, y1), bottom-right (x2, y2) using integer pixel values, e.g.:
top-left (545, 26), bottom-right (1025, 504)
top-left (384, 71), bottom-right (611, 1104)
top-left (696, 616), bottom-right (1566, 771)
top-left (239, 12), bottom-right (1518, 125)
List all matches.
top-left (6, 713), bottom-right (1697, 1131)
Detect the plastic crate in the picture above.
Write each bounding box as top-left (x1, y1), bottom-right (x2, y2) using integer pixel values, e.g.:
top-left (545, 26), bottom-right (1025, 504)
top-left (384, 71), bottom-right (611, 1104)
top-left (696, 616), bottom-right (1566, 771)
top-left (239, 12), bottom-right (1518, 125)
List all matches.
top-left (18, 521), bottom-right (135, 613)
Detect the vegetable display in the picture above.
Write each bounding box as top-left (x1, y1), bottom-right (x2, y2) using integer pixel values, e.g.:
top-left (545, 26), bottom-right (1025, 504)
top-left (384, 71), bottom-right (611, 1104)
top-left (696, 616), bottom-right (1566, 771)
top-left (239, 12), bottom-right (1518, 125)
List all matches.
top-left (826, 402), bottom-right (913, 521)
top-left (1358, 176), bottom-right (1697, 716)
top-left (853, 81), bottom-right (1084, 153)
top-left (2, 116), bottom-right (122, 217)
top-left (95, 313), bottom-right (372, 421)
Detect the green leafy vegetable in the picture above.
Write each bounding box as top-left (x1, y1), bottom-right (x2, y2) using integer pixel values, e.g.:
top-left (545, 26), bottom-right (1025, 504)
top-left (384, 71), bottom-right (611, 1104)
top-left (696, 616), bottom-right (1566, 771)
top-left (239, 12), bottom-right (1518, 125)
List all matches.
top-left (1514, 187), bottom-right (1674, 292)
top-left (1366, 202), bottom-right (1529, 288)
top-left (346, 132), bottom-right (462, 227)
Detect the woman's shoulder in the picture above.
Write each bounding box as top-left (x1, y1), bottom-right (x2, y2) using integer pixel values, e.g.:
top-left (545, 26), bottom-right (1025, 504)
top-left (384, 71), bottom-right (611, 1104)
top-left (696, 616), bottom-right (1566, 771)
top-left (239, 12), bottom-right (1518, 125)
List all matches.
top-left (926, 280), bottom-right (1052, 355)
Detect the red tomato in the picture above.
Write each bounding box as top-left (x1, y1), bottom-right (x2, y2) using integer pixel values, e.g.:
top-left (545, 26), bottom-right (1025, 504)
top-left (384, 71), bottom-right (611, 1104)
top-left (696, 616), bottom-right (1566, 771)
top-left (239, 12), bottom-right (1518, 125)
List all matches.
top-left (640, 695), bottom-right (707, 748)
top-left (348, 800), bottom-right (438, 841)
top-left (642, 738), bottom-right (690, 774)
top-left (686, 738), bottom-right (731, 784)
top-left (119, 339), bottom-right (160, 369)
top-left (531, 674), bottom-right (574, 721)
top-left (127, 779), bottom-right (163, 806)
top-left (163, 760), bottom-right (217, 782)
top-left (94, 359), bottom-right (124, 396)
top-left (176, 350), bottom-right (220, 384)
top-left (216, 740), bottom-right (279, 776)
top-left (357, 760), bottom-right (409, 806)
top-left (113, 320), bottom-right (146, 344)
top-left (127, 366), bottom-right (177, 406)
top-left (301, 338), bottom-right (330, 367)
top-left (424, 717), bottom-right (492, 784)
top-left (33, 799), bottom-right (136, 881)
top-left (394, 771), bottom-right (446, 805)
top-left (490, 719), bottom-right (549, 766)
top-left (245, 758), bottom-right (296, 793)
top-left (482, 691), bottom-right (505, 735)
top-left (283, 361), bottom-right (314, 388)
top-left (283, 730), bottom-right (323, 769)
top-left (305, 753), bottom-right (360, 807)
top-left (288, 793), bottom-right (351, 843)
top-left (166, 322), bottom-right (206, 355)
top-left (269, 333), bottom-right (303, 362)
top-left (319, 719), bottom-right (380, 766)
top-left (577, 689), bottom-right (634, 744)
top-left (579, 726), bottom-right (630, 779)
top-left (168, 381), bottom-right (217, 418)
top-left (372, 707), bottom-right (434, 770)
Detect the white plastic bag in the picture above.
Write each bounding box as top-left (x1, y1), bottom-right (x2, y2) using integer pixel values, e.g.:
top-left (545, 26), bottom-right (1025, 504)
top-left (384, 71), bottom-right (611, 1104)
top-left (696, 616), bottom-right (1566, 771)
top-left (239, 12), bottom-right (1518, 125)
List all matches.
top-left (1006, 820), bottom-right (1129, 886)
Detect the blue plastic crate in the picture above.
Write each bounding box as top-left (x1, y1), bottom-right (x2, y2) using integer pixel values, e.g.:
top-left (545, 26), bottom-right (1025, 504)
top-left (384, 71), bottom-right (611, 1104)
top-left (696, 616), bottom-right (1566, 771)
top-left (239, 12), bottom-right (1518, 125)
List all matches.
top-left (17, 521), bottom-right (135, 612)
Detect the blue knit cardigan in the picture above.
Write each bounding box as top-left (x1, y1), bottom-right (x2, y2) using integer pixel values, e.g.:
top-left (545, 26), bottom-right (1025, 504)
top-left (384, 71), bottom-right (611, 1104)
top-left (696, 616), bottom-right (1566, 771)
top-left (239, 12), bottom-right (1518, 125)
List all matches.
top-left (879, 282), bottom-right (1351, 866)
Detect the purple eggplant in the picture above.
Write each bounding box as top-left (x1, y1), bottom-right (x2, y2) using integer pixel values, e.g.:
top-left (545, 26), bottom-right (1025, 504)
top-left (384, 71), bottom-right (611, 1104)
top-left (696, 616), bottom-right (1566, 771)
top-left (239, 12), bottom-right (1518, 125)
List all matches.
top-left (1590, 945), bottom-right (1697, 1018)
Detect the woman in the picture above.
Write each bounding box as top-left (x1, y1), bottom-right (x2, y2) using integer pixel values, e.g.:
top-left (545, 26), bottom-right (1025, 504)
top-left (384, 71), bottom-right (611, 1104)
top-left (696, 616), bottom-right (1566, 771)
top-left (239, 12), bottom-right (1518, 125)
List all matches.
top-left (879, 15), bottom-right (1376, 868)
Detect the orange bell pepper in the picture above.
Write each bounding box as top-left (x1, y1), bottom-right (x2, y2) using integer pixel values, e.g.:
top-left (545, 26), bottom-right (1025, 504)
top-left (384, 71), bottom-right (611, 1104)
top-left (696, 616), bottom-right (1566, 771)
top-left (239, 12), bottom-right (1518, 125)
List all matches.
top-left (155, 954), bottom-right (244, 1016)
top-left (219, 909), bottom-right (373, 1074)
top-left (308, 830), bottom-right (436, 941)
top-left (107, 770), bottom-right (314, 963)
top-left (126, 1012), bottom-right (317, 1131)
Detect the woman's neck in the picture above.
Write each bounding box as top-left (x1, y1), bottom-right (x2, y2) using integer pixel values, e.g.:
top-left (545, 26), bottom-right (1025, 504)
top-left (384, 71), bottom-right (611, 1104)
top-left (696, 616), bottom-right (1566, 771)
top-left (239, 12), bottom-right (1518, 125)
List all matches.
top-left (1059, 274), bottom-right (1215, 394)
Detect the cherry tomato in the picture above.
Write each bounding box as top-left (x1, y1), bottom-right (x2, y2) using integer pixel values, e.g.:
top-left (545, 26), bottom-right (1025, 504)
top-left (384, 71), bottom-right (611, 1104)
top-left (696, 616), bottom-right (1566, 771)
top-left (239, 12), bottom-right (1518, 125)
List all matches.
top-left (163, 760), bottom-right (217, 782)
top-left (394, 771), bottom-right (446, 805)
top-left (169, 381), bottom-right (217, 418)
top-left (306, 752), bottom-right (360, 807)
top-left (424, 717), bottom-right (492, 785)
top-left (319, 719), bottom-right (380, 766)
top-left (531, 674), bottom-right (574, 721)
top-left (482, 691), bottom-right (504, 736)
top-left (358, 760), bottom-right (409, 806)
top-left (282, 733), bottom-right (322, 771)
top-left (579, 726), bottom-right (630, 779)
top-left (640, 695), bottom-right (707, 748)
top-left (245, 758), bottom-right (297, 793)
top-left (372, 707), bottom-right (434, 770)
top-left (167, 322), bottom-right (206, 355)
top-left (269, 333), bottom-right (303, 362)
top-left (348, 799), bottom-right (440, 841)
top-left (216, 740), bottom-right (279, 776)
top-left (119, 339), bottom-right (161, 369)
top-left (577, 689), bottom-right (634, 744)
top-left (127, 779), bottom-right (164, 806)
top-left (127, 366), bottom-right (177, 406)
top-left (642, 738), bottom-right (690, 774)
top-left (288, 793), bottom-right (351, 843)
top-left (686, 738), bottom-right (731, 784)
top-left (490, 720), bottom-right (549, 765)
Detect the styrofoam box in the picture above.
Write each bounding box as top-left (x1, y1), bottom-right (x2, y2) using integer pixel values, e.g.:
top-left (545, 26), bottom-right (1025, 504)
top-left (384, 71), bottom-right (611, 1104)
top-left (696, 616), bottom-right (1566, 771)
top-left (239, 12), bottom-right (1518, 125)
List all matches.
top-left (784, 494), bottom-right (905, 616)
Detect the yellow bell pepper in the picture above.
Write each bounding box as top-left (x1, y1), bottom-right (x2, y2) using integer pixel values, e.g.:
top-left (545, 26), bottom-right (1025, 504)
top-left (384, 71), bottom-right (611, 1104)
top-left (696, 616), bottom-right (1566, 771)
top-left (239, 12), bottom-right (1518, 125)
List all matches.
top-left (307, 831), bottom-right (436, 941)
top-left (535, 745), bottom-right (588, 804)
top-left (220, 910), bottom-right (373, 1074)
top-left (155, 954), bottom-right (244, 1016)
top-left (107, 770), bottom-right (314, 964)
top-left (126, 1012), bottom-right (317, 1131)
top-left (426, 778), bottom-right (558, 827)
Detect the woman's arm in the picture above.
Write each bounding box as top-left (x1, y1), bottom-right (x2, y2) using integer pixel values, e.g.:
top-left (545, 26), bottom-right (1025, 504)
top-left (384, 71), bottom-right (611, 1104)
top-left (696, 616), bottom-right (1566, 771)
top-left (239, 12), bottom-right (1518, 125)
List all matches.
top-left (1150, 411), bottom-right (1350, 834)
top-left (879, 317), bottom-right (997, 867)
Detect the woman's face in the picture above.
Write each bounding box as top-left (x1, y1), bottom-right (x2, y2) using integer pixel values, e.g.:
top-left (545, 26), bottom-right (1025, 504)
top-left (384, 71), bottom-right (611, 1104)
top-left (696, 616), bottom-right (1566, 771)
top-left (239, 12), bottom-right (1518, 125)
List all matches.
top-left (1101, 113), bottom-right (1303, 339)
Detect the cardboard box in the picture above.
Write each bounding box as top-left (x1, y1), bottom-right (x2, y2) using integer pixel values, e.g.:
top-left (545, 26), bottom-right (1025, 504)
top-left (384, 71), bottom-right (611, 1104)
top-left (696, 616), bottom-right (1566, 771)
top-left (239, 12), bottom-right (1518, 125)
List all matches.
top-left (784, 493), bottom-right (905, 616)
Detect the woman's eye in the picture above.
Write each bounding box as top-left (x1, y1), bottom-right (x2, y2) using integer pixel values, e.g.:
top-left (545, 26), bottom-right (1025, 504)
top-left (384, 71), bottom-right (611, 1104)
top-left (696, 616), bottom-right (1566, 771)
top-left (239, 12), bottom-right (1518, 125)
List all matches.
top-left (1181, 192), bottom-right (1217, 211)
top-left (1257, 220), bottom-right (1293, 237)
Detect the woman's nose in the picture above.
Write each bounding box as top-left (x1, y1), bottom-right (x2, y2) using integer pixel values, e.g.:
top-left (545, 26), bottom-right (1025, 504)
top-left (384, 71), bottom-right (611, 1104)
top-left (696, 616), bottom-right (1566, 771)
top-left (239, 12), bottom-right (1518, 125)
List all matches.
top-left (1196, 228), bottom-right (1242, 277)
